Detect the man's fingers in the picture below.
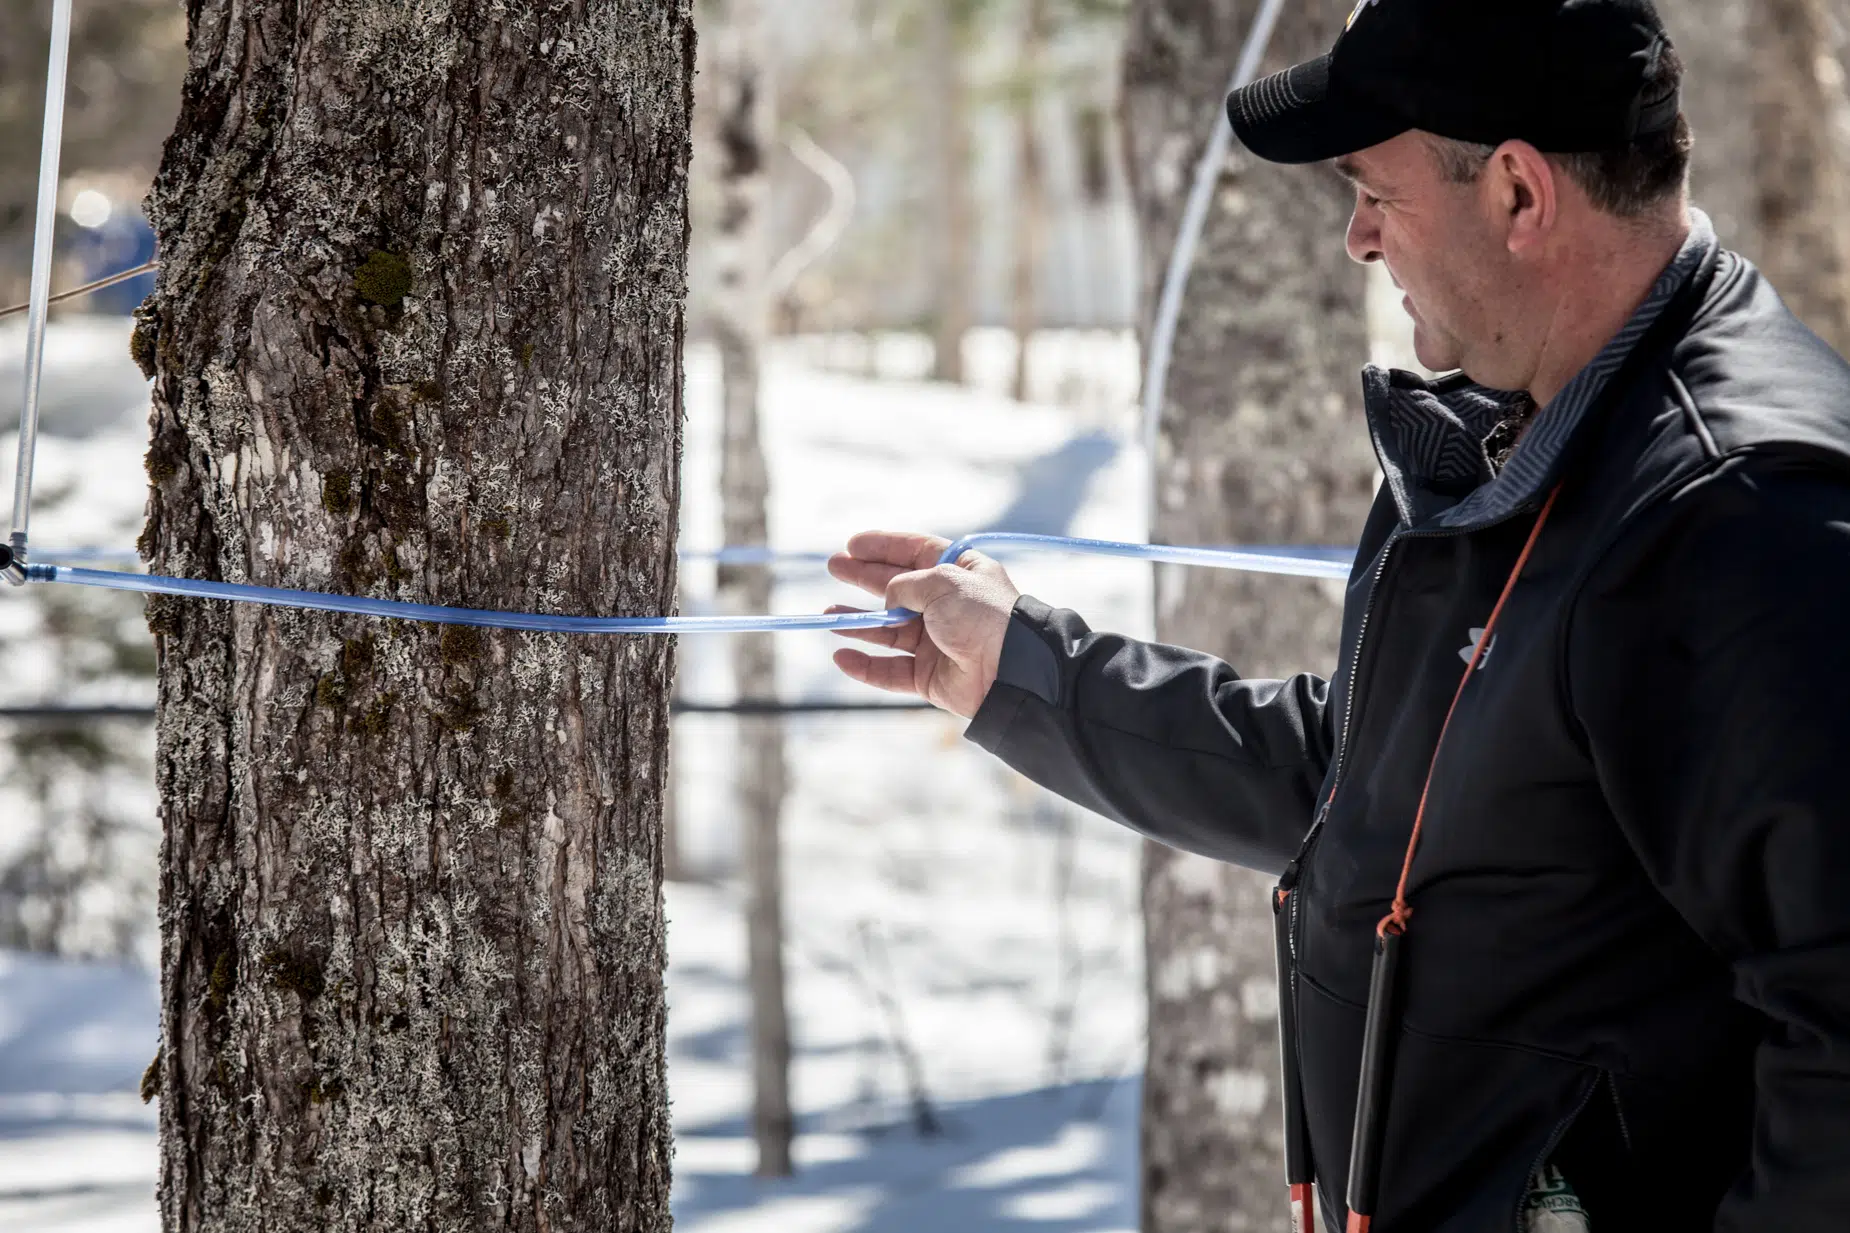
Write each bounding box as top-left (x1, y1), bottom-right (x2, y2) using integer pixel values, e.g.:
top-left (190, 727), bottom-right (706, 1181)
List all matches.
top-left (827, 554), bottom-right (913, 598)
top-left (843, 530), bottom-right (954, 571)
top-left (830, 532), bottom-right (960, 599)
top-left (831, 648), bottom-right (923, 696)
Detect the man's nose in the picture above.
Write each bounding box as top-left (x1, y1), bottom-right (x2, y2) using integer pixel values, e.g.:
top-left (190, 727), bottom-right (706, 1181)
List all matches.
top-left (1346, 206), bottom-right (1383, 265)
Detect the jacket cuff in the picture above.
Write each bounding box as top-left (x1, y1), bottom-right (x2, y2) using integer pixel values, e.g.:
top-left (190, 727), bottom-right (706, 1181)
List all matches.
top-left (966, 595), bottom-right (1061, 752)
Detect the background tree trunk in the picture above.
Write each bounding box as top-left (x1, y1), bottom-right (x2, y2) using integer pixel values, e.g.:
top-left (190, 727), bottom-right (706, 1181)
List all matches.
top-left (1122, 2), bottom-right (1372, 1230)
top-left (1673, 0), bottom-right (1850, 351)
top-left (708, 0), bottom-right (795, 1180)
top-left (1751, 0), bottom-right (1850, 353)
top-left (929, 0), bottom-right (975, 384)
top-left (1011, 0), bottom-right (1051, 403)
top-left (1674, 0), bottom-right (1762, 255)
top-left (136, 3), bottom-right (692, 1229)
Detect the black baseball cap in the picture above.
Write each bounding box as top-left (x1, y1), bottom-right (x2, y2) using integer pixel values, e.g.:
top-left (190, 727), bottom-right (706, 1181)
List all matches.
top-left (1227, 0), bottom-right (1680, 165)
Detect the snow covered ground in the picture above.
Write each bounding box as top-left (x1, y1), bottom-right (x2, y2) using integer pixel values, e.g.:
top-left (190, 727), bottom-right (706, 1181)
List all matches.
top-left (0, 322), bottom-right (1159, 1231)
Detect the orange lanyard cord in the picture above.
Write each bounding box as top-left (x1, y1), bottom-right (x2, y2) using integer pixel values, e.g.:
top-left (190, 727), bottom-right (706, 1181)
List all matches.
top-left (1377, 485), bottom-right (1564, 940)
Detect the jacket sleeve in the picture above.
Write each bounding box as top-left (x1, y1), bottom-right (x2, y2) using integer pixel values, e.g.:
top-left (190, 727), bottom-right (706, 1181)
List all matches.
top-left (964, 595), bottom-right (1334, 875)
top-left (1570, 455), bottom-right (1850, 1232)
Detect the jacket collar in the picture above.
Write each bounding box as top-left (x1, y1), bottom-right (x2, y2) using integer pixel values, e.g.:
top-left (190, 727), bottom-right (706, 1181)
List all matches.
top-left (1363, 211), bottom-right (1719, 530)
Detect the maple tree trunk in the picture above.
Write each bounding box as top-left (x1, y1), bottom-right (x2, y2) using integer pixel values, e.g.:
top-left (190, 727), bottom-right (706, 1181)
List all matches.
top-left (1123, 2), bottom-right (1372, 1229)
top-left (135, 3), bottom-right (692, 1228)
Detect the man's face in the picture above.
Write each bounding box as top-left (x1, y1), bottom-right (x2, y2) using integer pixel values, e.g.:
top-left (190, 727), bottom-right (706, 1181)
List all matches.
top-left (1336, 132), bottom-right (1524, 383)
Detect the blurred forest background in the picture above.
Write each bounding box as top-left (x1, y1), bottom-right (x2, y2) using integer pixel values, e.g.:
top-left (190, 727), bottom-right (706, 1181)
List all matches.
top-left (5, 2), bottom-right (1850, 1231)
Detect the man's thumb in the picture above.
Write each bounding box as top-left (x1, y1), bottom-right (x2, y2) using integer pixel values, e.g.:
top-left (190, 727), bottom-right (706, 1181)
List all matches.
top-left (884, 564), bottom-right (954, 613)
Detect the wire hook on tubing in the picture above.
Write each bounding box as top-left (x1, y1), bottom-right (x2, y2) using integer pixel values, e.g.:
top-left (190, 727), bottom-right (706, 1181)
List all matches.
top-left (768, 128), bottom-right (856, 300)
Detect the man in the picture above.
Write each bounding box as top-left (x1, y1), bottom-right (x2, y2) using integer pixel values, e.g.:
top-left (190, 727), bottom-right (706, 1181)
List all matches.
top-left (827, 1), bottom-right (1850, 1230)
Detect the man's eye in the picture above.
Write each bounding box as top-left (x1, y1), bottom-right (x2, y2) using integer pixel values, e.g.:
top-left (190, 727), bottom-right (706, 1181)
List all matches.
top-left (1361, 192), bottom-right (1384, 209)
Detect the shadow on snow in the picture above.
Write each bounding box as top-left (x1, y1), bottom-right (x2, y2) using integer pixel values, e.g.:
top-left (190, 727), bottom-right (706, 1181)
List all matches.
top-left (672, 1077), bottom-right (1140, 1233)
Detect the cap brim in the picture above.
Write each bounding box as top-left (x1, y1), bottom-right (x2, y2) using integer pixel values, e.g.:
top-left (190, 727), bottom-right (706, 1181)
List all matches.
top-left (1227, 56), bottom-right (1407, 165)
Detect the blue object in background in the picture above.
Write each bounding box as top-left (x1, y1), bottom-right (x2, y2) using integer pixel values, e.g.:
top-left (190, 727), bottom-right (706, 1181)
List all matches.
top-left (65, 208), bottom-right (155, 315)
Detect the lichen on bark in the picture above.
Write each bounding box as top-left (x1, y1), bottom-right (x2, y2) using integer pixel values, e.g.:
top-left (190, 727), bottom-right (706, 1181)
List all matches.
top-left (138, 3), bottom-right (693, 1229)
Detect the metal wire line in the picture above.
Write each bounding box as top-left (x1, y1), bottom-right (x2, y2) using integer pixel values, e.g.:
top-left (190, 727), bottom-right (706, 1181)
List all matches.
top-left (0, 261), bottom-right (158, 323)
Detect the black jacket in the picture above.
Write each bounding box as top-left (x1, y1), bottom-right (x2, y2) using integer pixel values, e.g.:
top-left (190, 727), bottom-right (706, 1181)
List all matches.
top-left (966, 219), bottom-right (1850, 1231)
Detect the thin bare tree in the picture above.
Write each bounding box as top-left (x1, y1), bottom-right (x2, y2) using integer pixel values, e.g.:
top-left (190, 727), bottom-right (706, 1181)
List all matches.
top-left (1011, 0), bottom-right (1052, 402)
top-left (929, 0), bottom-right (978, 383)
top-left (708, 0), bottom-right (796, 1178)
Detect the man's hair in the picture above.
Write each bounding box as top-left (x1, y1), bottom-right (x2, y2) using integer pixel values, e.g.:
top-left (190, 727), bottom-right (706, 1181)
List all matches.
top-left (1428, 44), bottom-right (1692, 219)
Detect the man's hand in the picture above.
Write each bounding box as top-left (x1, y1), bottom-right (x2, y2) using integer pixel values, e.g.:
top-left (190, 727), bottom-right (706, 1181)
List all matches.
top-left (826, 531), bottom-right (1021, 720)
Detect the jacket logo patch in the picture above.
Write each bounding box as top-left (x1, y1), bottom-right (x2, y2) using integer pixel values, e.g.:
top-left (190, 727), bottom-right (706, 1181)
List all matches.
top-left (1459, 626), bottom-right (1496, 670)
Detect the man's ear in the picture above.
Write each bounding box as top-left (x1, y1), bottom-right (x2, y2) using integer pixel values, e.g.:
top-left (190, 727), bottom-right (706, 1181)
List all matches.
top-left (1489, 140), bottom-right (1557, 255)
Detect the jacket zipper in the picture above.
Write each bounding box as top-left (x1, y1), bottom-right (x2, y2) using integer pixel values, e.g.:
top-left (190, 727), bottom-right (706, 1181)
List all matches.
top-left (1271, 529), bottom-right (1404, 1210)
top-left (1607, 1070), bottom-right (1632, 1153)
top-left (1281, 500), bottom-right (1546, 951)
top-left (1272, 502), bottom-right (1547, 1211)
top-left (1279, 526), bottom-right (1404, 963)
top-left (1511, 1072), bottom-right (1600, 1233)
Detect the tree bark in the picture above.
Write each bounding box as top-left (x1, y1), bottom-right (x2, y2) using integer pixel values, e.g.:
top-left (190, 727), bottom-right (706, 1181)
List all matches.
top-left (1122, 2), bottom-right (1372, 1230)
top-left (1011, 0), bottom-right (1051, 403)
top-left (135, 3), bottom-right (691, 1229)
top-left (929, 0), bottom-right (975, 384)
top-left (1674, 0), bottom-right (1762, 255)
top-left (1672, 0), bottom-right (1850, 343)
top-left (708, 0), bottom-right (795, 1179)
top-left (662, 714), bottom-right (686, 883)
top-left (1751, 0), bottom-right (1850, 353)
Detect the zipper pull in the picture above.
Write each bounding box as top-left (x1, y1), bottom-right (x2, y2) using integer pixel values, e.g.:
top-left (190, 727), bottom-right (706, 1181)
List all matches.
top-left (1277, 859), bottom-right (1302, 900)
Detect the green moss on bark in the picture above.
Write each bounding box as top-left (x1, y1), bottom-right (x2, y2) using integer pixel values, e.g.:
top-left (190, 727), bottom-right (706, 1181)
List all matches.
top-left (439, 625), bottom-right (485, 665)
top-left (207, 947), bottom-right (236, 1014)
top-left (352, 693), bottom-right (397, 736)
top-left (261, 949), bottom-right (326, 1000)
top-left (130, 308), bottom-right (159, 379)
top-left (322, 471), bottom-right (355, 515)
top-left (354, 250), bottom-right (413, 307)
